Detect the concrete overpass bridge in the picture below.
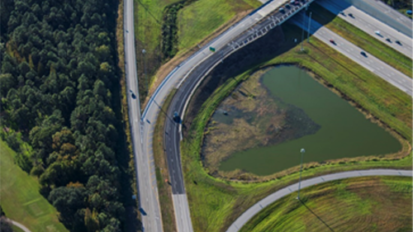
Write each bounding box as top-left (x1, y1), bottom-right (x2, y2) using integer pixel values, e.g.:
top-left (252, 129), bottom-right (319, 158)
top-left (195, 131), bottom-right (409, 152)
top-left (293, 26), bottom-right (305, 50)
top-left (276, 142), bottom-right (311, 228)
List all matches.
top-left (131, 0), bottom-right (316, 230)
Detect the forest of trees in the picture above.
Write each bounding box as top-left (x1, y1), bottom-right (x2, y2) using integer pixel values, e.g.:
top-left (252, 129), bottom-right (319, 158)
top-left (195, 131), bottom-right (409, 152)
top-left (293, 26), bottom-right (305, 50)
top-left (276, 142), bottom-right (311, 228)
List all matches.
top-left (381, 0), bottom-right (412, 9)
top-left (0, 0), bottom-right (132, 231)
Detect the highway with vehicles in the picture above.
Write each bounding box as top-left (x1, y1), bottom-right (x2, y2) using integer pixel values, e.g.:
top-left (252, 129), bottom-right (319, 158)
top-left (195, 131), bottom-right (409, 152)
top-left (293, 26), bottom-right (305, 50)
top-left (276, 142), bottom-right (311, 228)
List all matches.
top-left (292, 12), bottom-right (412, 96)
top-left (228, 7), bottom-right (412, 229)
top-left (127, 0), bottom-right (412, 231)
top-left (344, 0), bottom-right (412, 37)
top-left (316, 0), bottom-right (412, 58)
top-left (141, 0), bottom-right (314, 231)
top-left (226, 169), bottom-right (413, 232)
top-left (124, 0), bottom-right (163, 231)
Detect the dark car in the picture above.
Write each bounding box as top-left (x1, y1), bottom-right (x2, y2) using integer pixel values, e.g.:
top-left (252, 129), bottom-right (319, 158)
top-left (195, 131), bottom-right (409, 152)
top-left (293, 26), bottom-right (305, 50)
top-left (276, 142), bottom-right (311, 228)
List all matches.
top-left (329, 39), bottom-right (335, 45)
top-left (395, 40), bottom-right (402, 45)
top-left (360, 51), bottom-right (367, 57)
top-left (386, 38), bottom-right (392, 43)
top-left (348, 13), bottom-right (354, 18)
top-left (129, 90), bottom-right (136, 99)
top-left (139, 208), bottom-right (147, 216)
top-left (173, 111), bottom-right (181, 123)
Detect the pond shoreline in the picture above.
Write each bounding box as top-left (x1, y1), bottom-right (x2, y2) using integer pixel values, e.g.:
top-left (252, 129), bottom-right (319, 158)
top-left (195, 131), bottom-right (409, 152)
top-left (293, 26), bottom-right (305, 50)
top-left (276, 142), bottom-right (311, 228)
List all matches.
top-left (200, 63), bottom-right (411, 179)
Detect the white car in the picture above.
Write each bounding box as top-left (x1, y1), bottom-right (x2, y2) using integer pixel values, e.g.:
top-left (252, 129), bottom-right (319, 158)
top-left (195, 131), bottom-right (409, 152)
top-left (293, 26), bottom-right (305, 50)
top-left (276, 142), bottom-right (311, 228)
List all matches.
top-left (375, 30), bottom-right (381, 35)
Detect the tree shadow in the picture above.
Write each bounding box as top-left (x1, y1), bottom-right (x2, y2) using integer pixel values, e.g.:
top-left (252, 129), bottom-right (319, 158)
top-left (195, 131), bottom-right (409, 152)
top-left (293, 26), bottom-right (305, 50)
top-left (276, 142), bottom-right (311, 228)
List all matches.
top-left (300, 199), bottom-right (335, 232)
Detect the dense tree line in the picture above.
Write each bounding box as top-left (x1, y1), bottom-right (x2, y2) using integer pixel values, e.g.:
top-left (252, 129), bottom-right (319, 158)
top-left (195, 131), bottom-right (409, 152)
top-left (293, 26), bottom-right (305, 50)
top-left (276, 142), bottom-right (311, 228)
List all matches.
top-left (381, 0), bottom-right (412, 9)
top-left (0, 0), bottom-right (129, 231)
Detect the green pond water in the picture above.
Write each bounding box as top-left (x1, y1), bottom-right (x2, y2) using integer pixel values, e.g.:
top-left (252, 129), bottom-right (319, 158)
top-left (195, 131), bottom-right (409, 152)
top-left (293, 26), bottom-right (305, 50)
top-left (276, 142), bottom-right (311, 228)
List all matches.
top-left (218, 66), bottom-right (402, 176)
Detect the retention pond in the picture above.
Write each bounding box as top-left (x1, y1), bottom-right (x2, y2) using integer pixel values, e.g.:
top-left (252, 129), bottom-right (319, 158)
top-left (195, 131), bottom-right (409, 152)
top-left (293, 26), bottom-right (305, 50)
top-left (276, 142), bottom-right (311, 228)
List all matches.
top-left (213, 66), bottom-right (401, 175)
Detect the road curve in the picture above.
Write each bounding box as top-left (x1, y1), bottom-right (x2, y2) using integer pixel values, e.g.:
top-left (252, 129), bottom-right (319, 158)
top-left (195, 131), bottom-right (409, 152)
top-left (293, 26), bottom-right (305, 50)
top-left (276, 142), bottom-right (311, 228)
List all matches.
top-left (226, 169), bottom-right (413, 232)
top-left (123, 0), bottom-right (163, 231)
top-left (142, 0), bottom-right (308, 231)
top-left (8, 219), bottom-right (31, 232)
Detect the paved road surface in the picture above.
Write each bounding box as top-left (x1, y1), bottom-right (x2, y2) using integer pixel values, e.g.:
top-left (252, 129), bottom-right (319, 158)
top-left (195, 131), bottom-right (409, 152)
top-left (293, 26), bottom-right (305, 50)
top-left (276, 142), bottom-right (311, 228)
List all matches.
top-left (226, 10), bottom-right (412, 232)
top-left (8, 219), bottom-right (31, 232)
top-left (345, 0), bottom-right (412, 37)
top-left (226, 169), bottom-right (412, 232)
top-left (292, 13), bottom-right (412, 96)
top-left (141, 0), bottom-right (310, 231)
top-left (124, 0), bottom-right (163, 231)
top-left (316, 0), bottom-right (412, 58)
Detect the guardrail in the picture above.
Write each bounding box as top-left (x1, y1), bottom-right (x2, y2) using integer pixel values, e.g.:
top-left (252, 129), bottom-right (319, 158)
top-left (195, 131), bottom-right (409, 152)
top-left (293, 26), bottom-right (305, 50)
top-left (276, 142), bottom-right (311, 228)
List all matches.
top-left (231, 1), bottom-right (314, 50)
top-left (142, 0), bottom-right (313, 120)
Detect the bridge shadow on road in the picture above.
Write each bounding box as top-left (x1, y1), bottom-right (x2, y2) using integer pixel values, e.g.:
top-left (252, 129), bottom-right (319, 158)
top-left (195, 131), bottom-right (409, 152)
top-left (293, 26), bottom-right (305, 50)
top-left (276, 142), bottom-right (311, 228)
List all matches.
top-left (291, 0), bottom-right (352, 35)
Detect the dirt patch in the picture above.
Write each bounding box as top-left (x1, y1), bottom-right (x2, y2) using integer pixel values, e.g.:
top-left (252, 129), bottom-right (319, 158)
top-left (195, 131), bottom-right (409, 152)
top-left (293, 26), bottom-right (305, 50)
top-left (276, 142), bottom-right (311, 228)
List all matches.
top-left (182, 26), bottom-right (287, 137)
top-left (142, 10), bottom-right (252, 110)
top-left (201, 68), bottom-right (320, 172)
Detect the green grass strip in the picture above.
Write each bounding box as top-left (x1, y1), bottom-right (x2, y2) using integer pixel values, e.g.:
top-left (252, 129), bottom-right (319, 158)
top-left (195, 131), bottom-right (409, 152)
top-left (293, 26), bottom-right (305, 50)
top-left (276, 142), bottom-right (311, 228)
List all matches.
top-left (181, 25), bottom-right (411, 232)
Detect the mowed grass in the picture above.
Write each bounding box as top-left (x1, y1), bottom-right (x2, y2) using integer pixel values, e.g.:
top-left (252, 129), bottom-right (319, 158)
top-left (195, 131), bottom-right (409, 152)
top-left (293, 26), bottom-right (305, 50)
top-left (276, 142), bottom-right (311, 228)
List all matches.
top-left (134, 0), bottom-right (260, 76)
top-left (181, 25), bottom-right (412, 232)
top-left (310, 3), bottom-right (412, 77)
top-left (177, 0), bottom-right (261, 52)
top-left (134, 0), bottom-right (180, 52)
top-left (240, 176), bottom-right (412, 232)
top-left (135, 0), bottom-right (261, 102)
top-left (0, 140), bottom-right (67, 232)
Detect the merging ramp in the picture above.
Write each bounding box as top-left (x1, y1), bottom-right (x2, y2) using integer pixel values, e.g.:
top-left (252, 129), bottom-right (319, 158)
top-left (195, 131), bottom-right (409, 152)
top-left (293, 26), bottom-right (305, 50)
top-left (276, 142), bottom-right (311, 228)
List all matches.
top-left (226, 169), bottom-right (413, 232)
top-left (142, 1), bottom-right (315, 231)
top-left (124, 0), bottom-right (163, 231)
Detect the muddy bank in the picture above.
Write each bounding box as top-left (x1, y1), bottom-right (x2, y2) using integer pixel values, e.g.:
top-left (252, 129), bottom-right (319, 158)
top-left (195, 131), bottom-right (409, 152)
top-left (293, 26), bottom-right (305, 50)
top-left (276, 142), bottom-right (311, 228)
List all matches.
top-left (201, 68), bottom-right (320, 172)
top-left (182, 26), bottom-right (287, 136)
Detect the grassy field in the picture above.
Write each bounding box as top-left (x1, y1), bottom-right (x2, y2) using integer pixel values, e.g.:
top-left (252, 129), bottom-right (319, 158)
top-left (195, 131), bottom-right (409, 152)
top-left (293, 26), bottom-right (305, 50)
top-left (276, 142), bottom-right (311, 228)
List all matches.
top-left (134, 0), bottom-right (260, 102)
top-left (177, 0), bottom-right (261, 53)
top-left (310, 3), bottom-right (412, 77)
top-left (180, 25), bottom-right (412, 232)
top-left (240, 176), bottom-right (412, 231)
top-left (0, 139), bottom-right (68, 232)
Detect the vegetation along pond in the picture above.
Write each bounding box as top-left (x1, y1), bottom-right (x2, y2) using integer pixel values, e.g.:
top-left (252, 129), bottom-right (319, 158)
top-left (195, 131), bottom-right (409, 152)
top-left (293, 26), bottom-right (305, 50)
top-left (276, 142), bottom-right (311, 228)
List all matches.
top-left (203, 66), bottom-right (402, 176)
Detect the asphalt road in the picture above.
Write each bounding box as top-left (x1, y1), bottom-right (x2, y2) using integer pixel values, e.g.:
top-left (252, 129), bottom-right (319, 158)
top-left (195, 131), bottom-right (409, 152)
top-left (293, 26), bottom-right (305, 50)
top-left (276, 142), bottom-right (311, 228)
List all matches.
top-left (345, 0), bottom-right (412, 37)
top-left (224, 10), bottom-right (413, 231)
top-left (141, 1), bottom-right (312, 231)
top-left (316, 0), bottom-right (412, 58)
top-left (292, 12), bottom-right (412, 96)
top-left (226, 169), bottom-right (413, 232)
top-left (124, 0), bottom-right (163, 231)
top-left (8, 219), bottom-right (31, 232)
top-left (134, 0), bottom-right (411, 231)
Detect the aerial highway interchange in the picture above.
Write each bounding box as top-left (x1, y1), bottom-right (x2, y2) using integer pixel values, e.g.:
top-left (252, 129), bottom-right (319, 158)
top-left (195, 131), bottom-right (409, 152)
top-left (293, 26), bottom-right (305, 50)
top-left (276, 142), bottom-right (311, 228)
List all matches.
top-left (124, 0), bottom-right (412, 231)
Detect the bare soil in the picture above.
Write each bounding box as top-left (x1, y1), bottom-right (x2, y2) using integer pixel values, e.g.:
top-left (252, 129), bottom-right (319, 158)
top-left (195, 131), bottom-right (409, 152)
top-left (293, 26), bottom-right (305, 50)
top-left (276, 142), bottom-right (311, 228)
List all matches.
top-left (201, 68), bottom-right (320, 172)
top-left (182, 26), bottom-right (287, 137)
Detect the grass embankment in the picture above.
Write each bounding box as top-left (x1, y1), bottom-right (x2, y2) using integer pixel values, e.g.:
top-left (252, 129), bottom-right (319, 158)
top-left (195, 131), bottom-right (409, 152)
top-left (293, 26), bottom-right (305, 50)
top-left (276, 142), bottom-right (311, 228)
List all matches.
top-left (177, 0), bottom-right (261, 53)
top-left (180, 25), bottom-right (411, 232)
top-left (241, 176), bottom-right (412, 231)
top-left (0, 140), bottom-right (68, 232)
top-left (310, 3), bottom-right (412, 77)
top-left (135, 0), bottom-right (260, 102)
top-left (381, 0), bottom-right (412, 19)
top-left (153, 89), bottom-right (178, 232)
